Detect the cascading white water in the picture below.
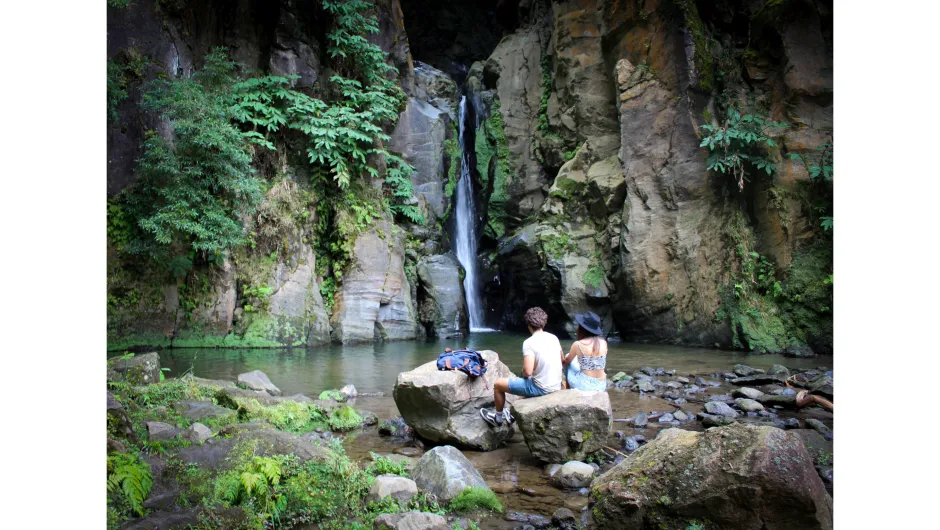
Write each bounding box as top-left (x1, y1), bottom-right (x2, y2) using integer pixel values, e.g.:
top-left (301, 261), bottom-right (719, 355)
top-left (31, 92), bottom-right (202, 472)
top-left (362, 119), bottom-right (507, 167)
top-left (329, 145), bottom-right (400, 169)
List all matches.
top-left (454, 96), bottom-right (490, 332)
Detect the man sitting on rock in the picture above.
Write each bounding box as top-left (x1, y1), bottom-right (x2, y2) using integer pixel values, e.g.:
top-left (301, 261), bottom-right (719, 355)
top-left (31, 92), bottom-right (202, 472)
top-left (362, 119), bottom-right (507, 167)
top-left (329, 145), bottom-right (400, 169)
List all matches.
top-left (480, 306), bottom-right (563, 427)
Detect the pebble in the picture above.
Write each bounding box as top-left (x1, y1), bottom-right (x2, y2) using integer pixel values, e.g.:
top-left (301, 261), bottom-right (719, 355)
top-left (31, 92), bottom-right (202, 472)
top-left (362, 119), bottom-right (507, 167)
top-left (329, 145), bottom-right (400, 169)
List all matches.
top-left (632, 412), bottom-right (648, 427)
top-left (677, 377), bottom-right (690, 384)
top-left (733, 387), bottom-right (765, 400)
top-left (734, 398), bottom-right (765, 412)
top-left (704, 401), bottom-right (740, 418)
top-left (673, 410), bottom-right (689, 421)
top-left (658, 413), bottom-right (675, 423)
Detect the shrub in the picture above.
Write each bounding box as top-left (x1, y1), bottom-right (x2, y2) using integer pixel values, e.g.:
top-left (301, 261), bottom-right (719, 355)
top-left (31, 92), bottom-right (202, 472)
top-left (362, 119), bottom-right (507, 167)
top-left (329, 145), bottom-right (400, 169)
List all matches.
top-left (328, 405), bottom-right (363, 432)
top-left (366, 452), bottom-right (408, 477)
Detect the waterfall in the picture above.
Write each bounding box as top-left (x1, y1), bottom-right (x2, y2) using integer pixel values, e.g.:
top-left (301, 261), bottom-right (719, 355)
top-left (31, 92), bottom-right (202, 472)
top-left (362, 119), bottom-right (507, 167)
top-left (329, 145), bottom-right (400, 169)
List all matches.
top-left (454, 96), bottom-right (490, 332)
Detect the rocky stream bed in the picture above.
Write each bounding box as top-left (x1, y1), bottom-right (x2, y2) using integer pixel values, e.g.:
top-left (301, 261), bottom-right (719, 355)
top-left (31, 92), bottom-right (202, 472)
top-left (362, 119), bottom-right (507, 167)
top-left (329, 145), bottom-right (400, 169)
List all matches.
top-left (107, 348), bottom-right (833, 530)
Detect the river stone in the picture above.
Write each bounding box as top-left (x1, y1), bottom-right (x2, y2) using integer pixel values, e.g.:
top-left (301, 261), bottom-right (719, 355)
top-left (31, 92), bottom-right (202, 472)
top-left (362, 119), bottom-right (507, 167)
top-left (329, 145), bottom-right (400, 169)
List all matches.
top-left (673, 410), bottom-right (689, 422)
top-left (552, 507), bottom-right (580, 530)
top-left (544, 463), bottom-right (562, 477)
top-left (611, 372), bottom-right (628, 383)
top-left (552, 461), bottom-right (596, 489)
top-left (733, 364), bottom-right (766, 377)
top-left (367, 475), bottom-right (419, 504)
top-left (183, 423), bottom-right (212, 444)
top-left (698, 414), bottom-right (738, 428)
top-left (216, 386), bottom-right (280, 406)
top-left (735, 398), bottom-right (765, 413)
top-left (731, 374), bottom-right (788, 386)
top-left (379, 417), bottom-right (414, 441)
top-left (374, 511), bottom-right (449, 530)
top-left (758, 394), bottom-right (799, 409)
top-left (808, 375), bottom-right (834, 400)
top-left (632, 412), bottom-right (648, 428)
top-left (767, 364), bottom-right (791, 377)
top-left (340, 384), bottom-right (358, 400)
top-left (704, 401), bottom-right (740, 418)
top-left (416, 253), bottom-right (469, 338)
top-left (173, 400), bottom-right (236, 422)
top-left (178, 429), bottom-right (327, 471)
top-left (108, 352), bottom-right (161, 385)
top-left (590, 424), bottom-right (833, 529)
top-left (146, 421), bottom-right (180, 442)
top-left (733, 387), bottom-right (765, 400)
top-left (410, 446), bottom-right (489, 502)
top-left (634, 381), bottom-right (655, 392)
top-left (805, 418), bottom-right (831, 435)
top-left (393, 350), bottom-right (516, 450)
top-left (511, 389), bottom-right (612, 463)
top-left (658, 413), bottom-right (675, 423)
top-left (237, 370), bottom-right (282, 395)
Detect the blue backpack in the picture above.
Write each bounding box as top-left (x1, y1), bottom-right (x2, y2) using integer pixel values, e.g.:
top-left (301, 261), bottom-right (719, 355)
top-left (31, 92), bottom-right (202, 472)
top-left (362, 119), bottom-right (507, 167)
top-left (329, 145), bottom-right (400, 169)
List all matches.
top-left (436, 349), bottom-right (487, 377)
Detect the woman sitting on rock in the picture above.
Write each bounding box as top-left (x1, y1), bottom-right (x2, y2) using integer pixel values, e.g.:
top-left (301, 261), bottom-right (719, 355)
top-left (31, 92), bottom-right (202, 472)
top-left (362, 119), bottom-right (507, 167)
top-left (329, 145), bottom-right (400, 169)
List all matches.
top-left (562, 312), bottom-right (608, 391)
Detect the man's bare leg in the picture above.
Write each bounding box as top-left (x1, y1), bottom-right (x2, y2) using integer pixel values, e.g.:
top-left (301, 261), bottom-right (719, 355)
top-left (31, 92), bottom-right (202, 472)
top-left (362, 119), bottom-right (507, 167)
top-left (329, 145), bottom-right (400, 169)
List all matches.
top-left (493, 378), bottom-right (509, 412)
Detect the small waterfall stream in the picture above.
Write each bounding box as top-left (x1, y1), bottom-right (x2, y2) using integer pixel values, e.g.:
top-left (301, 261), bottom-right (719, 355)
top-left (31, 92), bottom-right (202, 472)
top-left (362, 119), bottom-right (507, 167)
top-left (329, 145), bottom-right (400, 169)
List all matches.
top-left (454, 96), bottom-right (489, 331)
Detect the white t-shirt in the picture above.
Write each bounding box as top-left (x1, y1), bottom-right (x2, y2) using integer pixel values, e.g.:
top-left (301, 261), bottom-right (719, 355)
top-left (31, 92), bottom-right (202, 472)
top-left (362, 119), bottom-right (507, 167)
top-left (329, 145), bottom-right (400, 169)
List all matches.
top-left (522, 330), bottom-right (563, 392)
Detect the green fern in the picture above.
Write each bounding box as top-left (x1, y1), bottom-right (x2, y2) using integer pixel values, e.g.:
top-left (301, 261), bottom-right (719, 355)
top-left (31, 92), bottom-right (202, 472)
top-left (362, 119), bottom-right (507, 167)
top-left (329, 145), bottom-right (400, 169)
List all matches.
top-left (700, 107), bottom-right (787, 191)
top-left (107, 452), bottom-right (153, 516)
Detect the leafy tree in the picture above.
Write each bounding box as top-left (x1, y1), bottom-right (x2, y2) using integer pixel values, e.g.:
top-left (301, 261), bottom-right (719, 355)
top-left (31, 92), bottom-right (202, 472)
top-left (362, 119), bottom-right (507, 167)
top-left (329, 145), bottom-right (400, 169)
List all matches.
top-left (790, 140), bottom-right (834, 231)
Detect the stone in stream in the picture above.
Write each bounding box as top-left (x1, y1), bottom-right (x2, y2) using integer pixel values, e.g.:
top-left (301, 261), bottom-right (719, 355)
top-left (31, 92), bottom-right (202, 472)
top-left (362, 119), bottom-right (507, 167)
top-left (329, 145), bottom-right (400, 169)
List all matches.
top-left (673, 410), bottom-right (689, 422)
top-left (552, 461), bottom-right (596, 489)
top-left (664, 381), bottom-right (682, 390)
top-left (657, 413), bottom-right (675, 423)
top-left (511, 389), bottom-right (612, 463)
top-left (677, 377), bottom-right (690, 384)
top-left (373, 512), bottom-right (449, 530)
top-left (808, 375), bottom-right (834, 401)
top-left (733, 387), bottom-right (765, 400)
top-left (768, 364), bottom-right (791, 377)
top-left (805, 418), bottom-right (832, 435)
top-left (146, 421), bottom-right (180, 442)
top-left (611, 371), bottom-right (628, 383)
top-left (734, 398), bottom-right (765, 413)
top-left (367, 475), bottom-right (418, 504)
top-left (378, 417), bottom-right (414, 441)
top-left (733, 364), bottom-right (766, 377)
top-left (590, 424), bottom-right (833, 530)
top-left (731, 374), bottom-right (788, 386)
top-left (634, 381), bottom-right (655, 392)
top-left (640, 367), bottom-right (656, 376)
top-left (339, 384), bottom-right (358, 400)
top-left (416, 253), bottom-right (469, 338)
top-left (757, 394), bottom-right (799, 409)
top-left (704, 401), bottom-right (740, 418)
top-left (393, 350), bottom-right (516, 451)
top-left (237, 370), bottom-right (282, 395)
top-left (108, 351), bottom-right (161, 385)
top-left (632, 412), bottom-right (648, 427)
top-left (698, 413), bottom-right (738, 428)
top-left (410, 446), bottom-right (489, 502)
top-left (544, 463), bottom-right (563, 477)
top-left (552, 508), bottom-right (581, 530)
top-left (182, 423), bottom-right (212, 445)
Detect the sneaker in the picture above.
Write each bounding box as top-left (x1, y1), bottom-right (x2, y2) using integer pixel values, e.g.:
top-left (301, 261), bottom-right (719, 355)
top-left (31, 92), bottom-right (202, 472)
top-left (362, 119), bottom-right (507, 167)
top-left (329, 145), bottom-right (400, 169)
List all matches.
top-left (503, 408), bottom-right (515, 425)
top-left (480, 408), bottom-right (503, 427)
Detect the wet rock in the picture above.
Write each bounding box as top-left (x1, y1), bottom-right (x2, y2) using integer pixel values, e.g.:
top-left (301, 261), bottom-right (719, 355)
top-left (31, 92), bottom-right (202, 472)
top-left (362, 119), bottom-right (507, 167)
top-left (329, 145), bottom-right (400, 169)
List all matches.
top-left (733, 364), bottom-right (766, 377)
top-left (719, 372), bottom-right (738, 380)
top-left (417, 253), bottom-right (469, 338)
top-left (805, 418), bottom-right (831, 435)
top-left (544, 463), bottom-right (562, 477)
top-left (379, 417), bottom-right (414, 441)
top-left (664, 381), bottom-right (682, 390)
top-left (673, 410), bottom-right (689, 422)
top-left (394, 350), bottom-right (515, 450)
top-left (374, 511), bottom-right (449, 530)
top-left (776, 417), bottom-right (801, 429)
top-left (698, 414), bottom-right (738, 428)
top-left (611, 372), bottom-right (628, 382)
top-left (632, 412), bottom-right (648, 428)
top-left (758, 394), bottom-right (799, 409)
top-left (591, 424), bottom-right (833, 529)
top-left (216, 386), bottom-right (280, 406)
top-left (108, 352), bottom-right (161, 385)
top-left (704, 401), bottom-right (739, 418)
top-left (396, 447), bottom-right (422, 457)
top-left (634, 381), bottom-right (655, 392)
top-left (809, 375), bottom-right (834, 401)
top-left (219, 422), bottom-right (273, 436)
top-left (731, 374), bottom-right (788, 386)
top-left (551, 508), bottom-right (580, 530)
top-left (552, 461), bottom-right (595, 489)
top-left (411, 446), bottom-right (489, 502)
top-left (657, 413), bottom-right (675, 423)
top-left (640, 367), bottom-right (656, 376)
top-left (367, 475), bottom-right (418, 504)
top-left (783, 345), bottom-right (817, 358)
top-left (182, 423), bottom-right (212, 445)
top-left (237, 370), bottom-right (282, 396)
top-left (733, 387), bottom-right (765, 400)
top-left (340, 384), bottom-right (358, 400)
top-left (146, 422), bottom-right (179, 442)
top-left (768, 364), bottom-right (791, 377)
top-left (677, 377), bottom-right (690, 384)
top-left (816, 466), bottom-right (834, 485)
top-left (662, 390), bottom-right (681, 400)
top-left (173, 400), bottom-right (236, 422)
top-left (734, 398), bottom-right (765, 413)
top-left (511, 389), bottom-right (612, 463)
top-left (491, 481), bottom-right (516, 494)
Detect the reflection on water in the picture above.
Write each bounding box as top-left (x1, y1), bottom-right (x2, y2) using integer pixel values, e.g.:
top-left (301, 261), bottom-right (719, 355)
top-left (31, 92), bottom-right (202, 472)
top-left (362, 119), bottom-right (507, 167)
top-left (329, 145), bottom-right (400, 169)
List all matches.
top-left (114, 332), bottom-right (831, 397)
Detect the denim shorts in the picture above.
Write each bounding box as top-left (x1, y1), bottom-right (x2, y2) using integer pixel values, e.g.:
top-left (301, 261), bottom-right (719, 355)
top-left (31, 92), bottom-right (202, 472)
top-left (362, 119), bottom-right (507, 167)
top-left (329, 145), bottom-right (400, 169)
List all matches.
top-left (507, 377), bottom-right (551, 397)
top-left (566, 360), bottom-right (607, 392)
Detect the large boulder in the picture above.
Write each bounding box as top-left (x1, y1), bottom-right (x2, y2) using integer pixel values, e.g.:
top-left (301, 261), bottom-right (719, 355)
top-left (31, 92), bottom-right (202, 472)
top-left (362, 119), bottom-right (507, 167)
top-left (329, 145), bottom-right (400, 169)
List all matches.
top-left (237, 370), bottom-right (282, 395)
top-left (410, 446), bottom-right (489, 502)
top-left (173, 400), bottom-right (237, 422)
top-left (330, 219), bottom-right (419, 343)
top-left (591, 424), bottom-right (833, 530)
top-left (373, 511), bottom-right (449, 530)
top-left (510, 389), bottom-right (612, 463)
top-left (393, 350), bottom-right (516, 450)
top-left (367, 475), bottom-right (419, 504)
top-left (178, 429), bottom-right (327, 471)
top-left (108, 352), bottom-right (161, 385)
top-left (416, 253), bottom-right (469, 338)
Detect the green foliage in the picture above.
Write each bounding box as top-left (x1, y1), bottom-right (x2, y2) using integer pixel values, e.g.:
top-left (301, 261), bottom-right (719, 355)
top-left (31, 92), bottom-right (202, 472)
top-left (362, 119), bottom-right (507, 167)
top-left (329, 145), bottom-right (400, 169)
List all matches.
top-left (107, 60), bottom-right (129, 122)
top-left (239, 399), bottom-right (328, 433)
top-left (537, 53), bottom-right (552, 134)
top-left (448, 486), bottom-right (503, 513)
top-left (365, 452), bottom-right (408, 476)
top-left (214, 454), bottom-right (290, 524)
top-left (108, 0), bottom-right (132, 7)
top-left (475, 100), bottom-right (512, 239)
top-left (318, 389), bottom-right (344, 401)
top-left (789, 140), bottom-right (834, 231)
top-left (107, 451), bottom-right (153, 517)
top-left (671, 0), bottom-right (716, 91)
top-left (328, 405), bottom-right (363, 432)
top-left (700, 107), bottom-right (787, 191)
top-left (118, 49), bottom-right (263, 264)
top-left (540, 232), bottom-right (576, 259)
top-left (583, 262), bottom-right (606, 289)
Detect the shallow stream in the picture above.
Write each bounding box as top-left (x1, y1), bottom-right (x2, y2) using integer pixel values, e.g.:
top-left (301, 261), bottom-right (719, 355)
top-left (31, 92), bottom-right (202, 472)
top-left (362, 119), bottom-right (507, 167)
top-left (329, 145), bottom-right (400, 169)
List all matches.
top-left (127, 333), bottom-right (833, 524)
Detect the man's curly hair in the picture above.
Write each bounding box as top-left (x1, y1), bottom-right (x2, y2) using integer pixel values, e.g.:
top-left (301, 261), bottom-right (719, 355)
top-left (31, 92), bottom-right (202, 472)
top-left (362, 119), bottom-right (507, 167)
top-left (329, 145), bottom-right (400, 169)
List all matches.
top-left (524, 307), bottom-right (549, 330)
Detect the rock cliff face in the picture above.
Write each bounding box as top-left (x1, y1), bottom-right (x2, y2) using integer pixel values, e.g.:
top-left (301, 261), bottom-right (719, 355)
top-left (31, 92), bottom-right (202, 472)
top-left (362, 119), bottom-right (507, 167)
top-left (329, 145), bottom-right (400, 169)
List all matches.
top-left (108, 0), bottom-right (833, 354)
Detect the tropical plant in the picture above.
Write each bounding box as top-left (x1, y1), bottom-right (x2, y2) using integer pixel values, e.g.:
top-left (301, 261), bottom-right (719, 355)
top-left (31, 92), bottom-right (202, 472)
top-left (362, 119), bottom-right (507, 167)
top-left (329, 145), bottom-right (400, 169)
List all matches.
top-left (789, 140), bottom-right (834, 231)
top-left (700, 108), bottom-right (787, 190)
top-left (107, 452), bottom-right (153, 516)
